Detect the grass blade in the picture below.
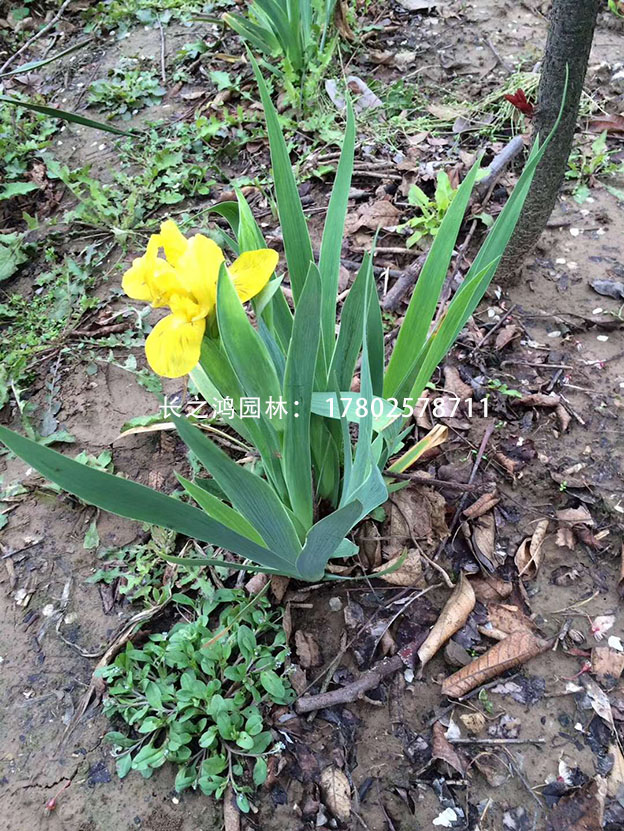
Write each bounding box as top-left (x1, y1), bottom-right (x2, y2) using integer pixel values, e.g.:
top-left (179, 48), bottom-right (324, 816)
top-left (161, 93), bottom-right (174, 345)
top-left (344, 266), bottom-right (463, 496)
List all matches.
top-left (0, 426), bottom-right (278, 565)
top-left (0, 38), bottom-right (93, 77)
top-left (0, 96), bottom-right (137, 136)
top-left (176, 474), bottom-right (265, 545)
top-left (250, 52), bottom-right (314, 303)
top-left (318, 97), bottom-right (355, 364)
top-left (282, 264), bottom-right (321, 528)
top-left (172, 416), bottom-right (302, 563)
top-left (384, 156), bottom-right (483, 400)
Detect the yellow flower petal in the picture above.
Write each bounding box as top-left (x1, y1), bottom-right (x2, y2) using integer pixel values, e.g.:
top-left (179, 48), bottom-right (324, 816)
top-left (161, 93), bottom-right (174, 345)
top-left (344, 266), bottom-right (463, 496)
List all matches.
top-left (229, 249), bottom-right (278, 302)
top-left (159, 220), bottom-right (188, 266)
top-left (145, 313), bottom-right (205, 378)
top-left (176, 233), bottom-right (224, 311)
top-left (122, 256), bottom-right (154, 301)
top-left (168, 293), bottom-right (203, 321)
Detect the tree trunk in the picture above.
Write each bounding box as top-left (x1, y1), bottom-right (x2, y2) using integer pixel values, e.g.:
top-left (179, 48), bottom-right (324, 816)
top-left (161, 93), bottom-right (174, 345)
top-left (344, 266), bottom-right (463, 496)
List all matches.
top-left (499, 0), bottom-right (600, 284)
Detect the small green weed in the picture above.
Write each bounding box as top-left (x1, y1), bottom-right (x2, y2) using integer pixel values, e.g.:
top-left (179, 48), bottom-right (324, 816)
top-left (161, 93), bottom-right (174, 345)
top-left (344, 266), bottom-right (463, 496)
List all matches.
top-left (487, 379), bottom-right (523, 398)
top-left (86, 0), bottom-right (213, 32)
top-left (224, 0), bottom-right (339, 111)
top-left (0, 96), bottom-right (57, 183)
top-left (399, 170), bottom-right (457, 248)
top-left (566, 131), bottom-right (622, 202)
top-left (89, 526), bottom-right (180, 606)
top-left (87, 59), bottom-right (166, 120)
top-left (101, 584), bottom-right (293, 811)
top-left (0, 250), bottom-right (99, 407)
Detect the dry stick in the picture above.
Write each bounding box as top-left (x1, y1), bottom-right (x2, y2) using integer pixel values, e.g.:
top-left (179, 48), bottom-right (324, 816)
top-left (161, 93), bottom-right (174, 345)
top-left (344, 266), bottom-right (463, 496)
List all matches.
top-left (471, 303), bottom-right (517, 353)
top-left (296, 653), bottom-right (405, 714)
top-left (157, 16), bottom-right (167, 84)
top-left (296, 585), bottom-right (444, 715)
top-left (450, 737), bottom-right (546, 746)
top-left (475, 135), bottom-right (525, 197)
top-left (381, 254), bottom-right (427, 311)
top-left (389, 473), bottom-right (490, 492)
top-left (0, 0), bottom-right (72, 73)
top-left (482, 38), bottom-right (514, 75)
top-left (434, 423), bottom-right (495, 560)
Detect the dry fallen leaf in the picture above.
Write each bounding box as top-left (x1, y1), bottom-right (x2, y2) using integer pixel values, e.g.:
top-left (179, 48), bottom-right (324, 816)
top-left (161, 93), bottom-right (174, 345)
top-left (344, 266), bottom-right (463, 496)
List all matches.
top-left (607, 744), bottom-right (624, 797)
top-left (320, 766), bottom-right (351, 823)
top-left (582, 676), bottom-right (615, 730)
top-left (442, 630), bottom-right (550, 698)
top-left (515, 519), bottom-right (549, 580)
top-left (556, 506), bottom-right (594, 526)
top-left (295, 631), bottom-right (323, 669)
top-left (486, 603), bottom-right (538, 638)
top-left (356, 519), bottom-right (382, 569)
top-left (470, 575), bottom-right (513, 604)
top-left (334, 0), bottom-right (355, 40)
top-left (494, 323), bottom-right (521, 350)
top-left (463, 491), bottom-right (499, 519)
top-left (418, 574), bottom-right (475, 667)
top-left (589, 113), bottom-right (624, 133)
top-left (386, 487), bottom-right (447, 556)
top-left (432, 721), bottom-right (468, 776)
top-left (470, 513), bottom-right (496, 571)
top-left (592, 646), bottom-right (624, 688)
top-left (443, 365), bottom-right (473, 400)
top-left (375, 548), bottom-right (426, 587)
top-left (556, 527), bottom-right (576, 549)
top-left (398, 0), bottom-right (439, 8)
top-left (459, 711), bottom-right (486, 734)
top-left (556, 404), bottom-right (571, 432)
top-left (270, 575), bottom-right (290, 604)
top-left (473, 752), bottom-right (509, 787)
top-left (546, 776), bottom-right (606, 831)
top-left (620, 543), bottom-right (624, 600)
top-left (514, 393), bottom-right (561, 408)
top-left (344, 199), bottom-right (400, 234)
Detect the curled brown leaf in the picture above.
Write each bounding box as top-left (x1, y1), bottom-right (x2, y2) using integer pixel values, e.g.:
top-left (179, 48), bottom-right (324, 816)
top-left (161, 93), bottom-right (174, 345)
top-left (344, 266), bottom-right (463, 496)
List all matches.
top-left (515, 519), bottom-right (549, 580)
top-left (432, 721), bottom-right (468, 776)
top-left (418, 574), bottom-right (475, 667)
top-left (442, 630), bottom-right (550, 698)
top-left (463, 491), bottom-right (499, 519)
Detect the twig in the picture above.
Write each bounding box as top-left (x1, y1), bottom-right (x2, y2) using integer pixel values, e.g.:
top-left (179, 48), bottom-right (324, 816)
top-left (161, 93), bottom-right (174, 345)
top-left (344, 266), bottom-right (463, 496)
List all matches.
top-left (381, 254), bottom-right (427, 311)
top-left (450, 737), bottom-right (546, 746)
top-left (295, 653), bottom-right (405, 714)
top-left (471, 304), bottom-right (517, 352)
top-left (434, 423), bottom-right (495, 559)
top-left (0, 0), bottom-right (72, 74)
top-left (475, 135), bottom-right (525, 196)
top-left (157, 16), bottom-right (167, 84)
top-left (482, 38), bottom-right (514, 75)
top-left (388, 473), bottom-right (491, 493)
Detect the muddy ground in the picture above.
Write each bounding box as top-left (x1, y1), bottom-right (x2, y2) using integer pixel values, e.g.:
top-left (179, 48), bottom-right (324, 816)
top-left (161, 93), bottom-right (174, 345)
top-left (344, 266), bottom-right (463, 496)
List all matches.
top-left (1, 1), bottom-right (624, 830)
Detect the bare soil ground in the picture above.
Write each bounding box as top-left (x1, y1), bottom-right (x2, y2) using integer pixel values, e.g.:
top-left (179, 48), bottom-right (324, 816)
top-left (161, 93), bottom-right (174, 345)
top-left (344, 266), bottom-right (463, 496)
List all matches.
top-left (1, 2), bottom-right (623, 830)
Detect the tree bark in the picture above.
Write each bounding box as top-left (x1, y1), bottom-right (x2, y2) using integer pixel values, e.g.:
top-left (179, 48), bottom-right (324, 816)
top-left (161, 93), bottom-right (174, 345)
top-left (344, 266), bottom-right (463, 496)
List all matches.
top-left (498, 0), bottom-right (600, 284)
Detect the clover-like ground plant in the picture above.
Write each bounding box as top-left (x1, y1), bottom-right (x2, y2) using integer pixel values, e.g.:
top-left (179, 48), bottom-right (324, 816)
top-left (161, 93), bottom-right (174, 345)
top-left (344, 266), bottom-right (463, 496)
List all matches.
top-left (0, 57), bottom-right (563, 583)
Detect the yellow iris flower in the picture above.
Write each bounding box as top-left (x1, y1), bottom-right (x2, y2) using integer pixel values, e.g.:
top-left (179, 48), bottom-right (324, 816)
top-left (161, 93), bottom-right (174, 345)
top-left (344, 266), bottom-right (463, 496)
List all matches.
top-left (122, 220), bottom-right (278, 378)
